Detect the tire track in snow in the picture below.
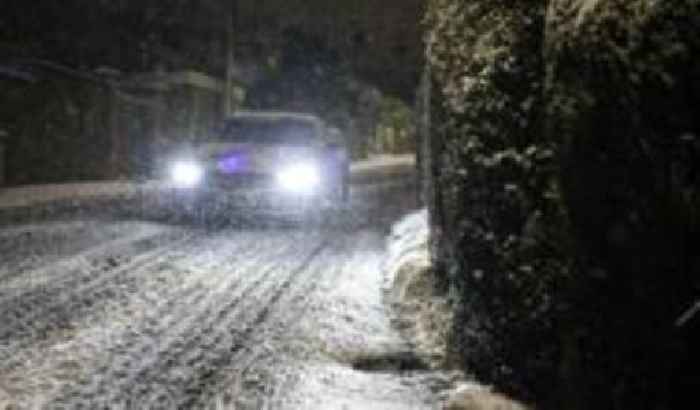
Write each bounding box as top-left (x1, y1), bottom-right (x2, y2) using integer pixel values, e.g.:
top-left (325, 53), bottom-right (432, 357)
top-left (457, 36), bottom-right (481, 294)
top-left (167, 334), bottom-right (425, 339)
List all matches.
top-left (1, 229), bottom-right (271, 407)
top-left (0, 223), bottom-right (173, 302)
top-left (1, 235), bottom-right (240, 407)
top-left (176, 242), bottom-right (329, 409)
top-left (54, 234), bottom-right (273, 406)
top-left (111, 235), bottom-right (329, 409)
top-left (0, 221), bottom-right (165, 282)
top-left (184, 237), bottom-right (345, 409)
top-left (50, 231), bottom-right (326, 408)
top-left (0, 230), bottom-right (198, 361)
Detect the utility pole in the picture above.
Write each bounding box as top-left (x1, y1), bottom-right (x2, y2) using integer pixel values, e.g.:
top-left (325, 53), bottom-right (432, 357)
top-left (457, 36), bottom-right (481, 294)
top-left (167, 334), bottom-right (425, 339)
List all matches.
top-left (224, 0), bottom-right (236, 116)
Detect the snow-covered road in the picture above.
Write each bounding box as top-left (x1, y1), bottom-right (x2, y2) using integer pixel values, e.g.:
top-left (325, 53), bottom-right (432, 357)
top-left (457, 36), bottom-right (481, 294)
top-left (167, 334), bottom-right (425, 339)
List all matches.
top-left (0, 160), bottom-right (451, 409)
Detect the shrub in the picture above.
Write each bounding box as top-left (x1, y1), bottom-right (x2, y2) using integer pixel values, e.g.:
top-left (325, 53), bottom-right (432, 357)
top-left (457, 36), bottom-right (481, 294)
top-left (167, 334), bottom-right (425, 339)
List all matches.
top-left (424, 0), bottom-right (700, 408)
top-left (425, 0), bottom-right (567, 402)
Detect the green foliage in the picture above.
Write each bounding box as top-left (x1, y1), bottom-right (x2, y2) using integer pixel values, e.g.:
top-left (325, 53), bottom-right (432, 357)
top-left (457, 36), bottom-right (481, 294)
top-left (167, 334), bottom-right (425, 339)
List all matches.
top-left (545, 1), bottom-right (700, 408)
top-left (425, 0), bottom-right (700, 408)
top-left (426, 0), bottom-right (569, 401)
top-left (375, 97), bottom-right (415, 154)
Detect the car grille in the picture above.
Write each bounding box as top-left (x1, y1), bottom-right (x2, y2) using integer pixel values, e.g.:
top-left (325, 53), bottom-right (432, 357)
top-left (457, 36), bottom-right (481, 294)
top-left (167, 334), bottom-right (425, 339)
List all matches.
top-left (208, 172), bottom-right (275, 189)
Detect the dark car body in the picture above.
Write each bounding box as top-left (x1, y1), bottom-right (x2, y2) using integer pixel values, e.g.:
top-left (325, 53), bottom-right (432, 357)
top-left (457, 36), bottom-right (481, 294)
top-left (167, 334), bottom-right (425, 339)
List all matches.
top-left (158, 111), bottom-right (349, 215)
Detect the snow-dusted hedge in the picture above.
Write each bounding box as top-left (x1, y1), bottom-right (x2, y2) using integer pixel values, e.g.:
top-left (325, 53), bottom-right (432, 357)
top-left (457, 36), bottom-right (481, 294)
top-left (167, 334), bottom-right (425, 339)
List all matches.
top-left (545, 1), bottom-right (700, 408)
top-left (426, 0), bottom-right (566, 403)
top-left (425, 0), bottom-right (700, 408)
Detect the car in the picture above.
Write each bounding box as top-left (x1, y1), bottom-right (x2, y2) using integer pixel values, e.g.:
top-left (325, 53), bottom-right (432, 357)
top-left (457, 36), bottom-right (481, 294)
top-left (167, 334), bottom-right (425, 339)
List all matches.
top-left (157, 111), bottom-right (350, 218)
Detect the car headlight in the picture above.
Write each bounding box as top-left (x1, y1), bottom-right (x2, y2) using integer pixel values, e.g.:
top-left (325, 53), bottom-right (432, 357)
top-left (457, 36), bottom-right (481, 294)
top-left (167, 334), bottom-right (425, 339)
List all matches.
top-left (171, 161), bottom-right (204, 187)
top-left (276, 163), bottom-right (321, 193)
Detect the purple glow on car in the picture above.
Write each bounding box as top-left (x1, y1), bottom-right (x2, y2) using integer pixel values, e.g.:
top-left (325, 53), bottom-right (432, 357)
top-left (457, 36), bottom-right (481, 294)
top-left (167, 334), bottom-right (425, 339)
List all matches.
top-left (217, 151), bottom-right (250, 174)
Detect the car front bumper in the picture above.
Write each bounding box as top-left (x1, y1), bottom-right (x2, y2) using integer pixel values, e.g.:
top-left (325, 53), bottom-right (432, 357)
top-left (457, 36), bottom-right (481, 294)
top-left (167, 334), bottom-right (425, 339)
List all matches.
top-left (162, 182), bottom-right (326, 213)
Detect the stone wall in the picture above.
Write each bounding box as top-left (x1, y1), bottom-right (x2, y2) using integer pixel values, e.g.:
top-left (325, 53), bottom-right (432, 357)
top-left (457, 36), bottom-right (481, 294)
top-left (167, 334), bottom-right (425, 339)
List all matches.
top-left (0, 70), bottom-right (235, 185)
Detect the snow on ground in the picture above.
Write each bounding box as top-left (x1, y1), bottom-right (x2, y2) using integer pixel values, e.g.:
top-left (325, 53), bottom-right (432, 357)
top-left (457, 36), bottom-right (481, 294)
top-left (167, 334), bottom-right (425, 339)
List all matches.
top-left (385, 209), bottom-right (450, 368)
top-left (350, 154), bottom-right (415, 187)
top-left (0, 385), bottom-right (11, 410)
top-left (0, 166), bottom-right (442, 410)
top-left (384, 210), bottom-right (529, 410)
top-left (385, 209), bottom-right (431, 295)
top-left (0, 181), bottom-right (144, 210)
top-left (0, 155), bottom-right (494, 410)
top-left (262, 229), bottom-right (453, 410)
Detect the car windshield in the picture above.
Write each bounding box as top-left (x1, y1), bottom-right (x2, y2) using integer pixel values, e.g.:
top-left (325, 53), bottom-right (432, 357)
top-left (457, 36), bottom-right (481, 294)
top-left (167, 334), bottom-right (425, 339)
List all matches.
top-left (220, 117), bottom-right (317, 145)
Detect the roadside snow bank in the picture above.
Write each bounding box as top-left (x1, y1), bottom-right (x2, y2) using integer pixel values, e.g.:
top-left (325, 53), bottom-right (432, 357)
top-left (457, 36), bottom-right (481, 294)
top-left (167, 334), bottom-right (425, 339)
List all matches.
top-left (350, 154), bottom-right (415, 185)
top-left (444, 382), bottom-right (528, 410)
top-left (385, 209), bottom-right (451, 368)
top-left (350, 153), bottom-right (415, 173)
top-left (0, 181), bottom-right (143, 210)
top-left (385, 210), bottom-right (529, 410)
top-left (0, 385), bottom-right (13, 410)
